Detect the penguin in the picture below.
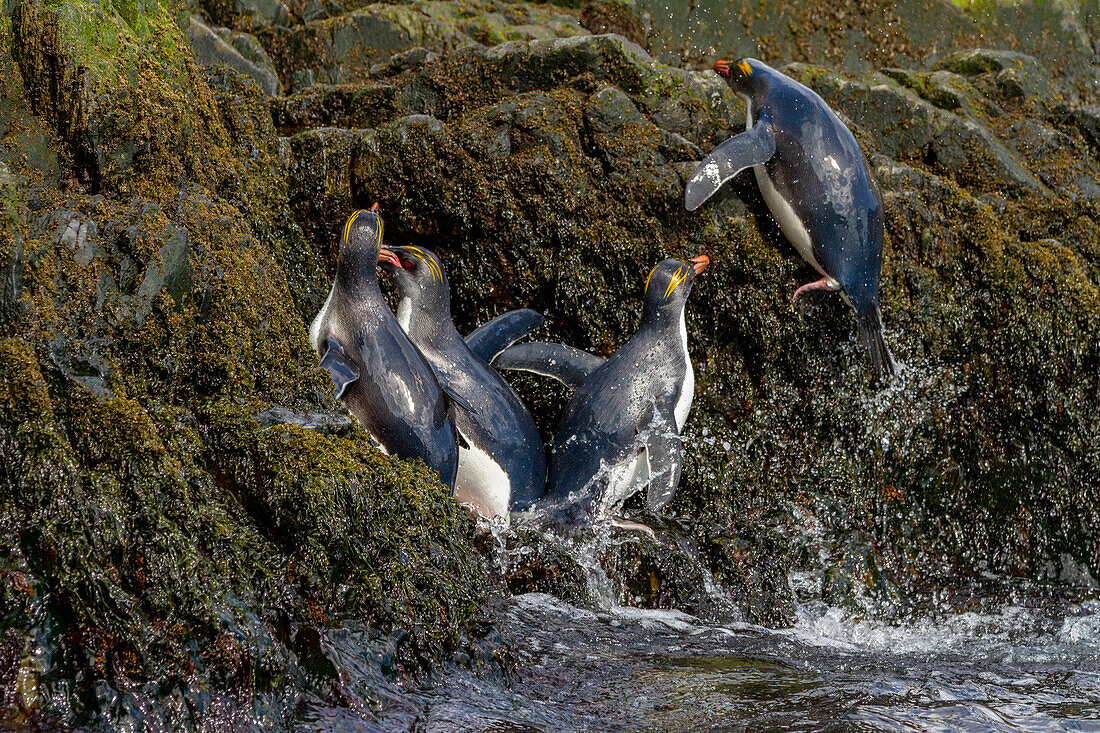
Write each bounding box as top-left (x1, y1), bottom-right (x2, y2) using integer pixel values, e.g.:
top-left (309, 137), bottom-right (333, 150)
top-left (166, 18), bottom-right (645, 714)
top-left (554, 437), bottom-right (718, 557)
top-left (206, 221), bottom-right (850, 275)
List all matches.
top-left (685, 57), bottom-right (895, 379)
top-left (380, 245), bottom-right (547, 519)
top-left (308, 206), bottom-right (460, 489)
top-left (492, 256), bottom-right (709, 526)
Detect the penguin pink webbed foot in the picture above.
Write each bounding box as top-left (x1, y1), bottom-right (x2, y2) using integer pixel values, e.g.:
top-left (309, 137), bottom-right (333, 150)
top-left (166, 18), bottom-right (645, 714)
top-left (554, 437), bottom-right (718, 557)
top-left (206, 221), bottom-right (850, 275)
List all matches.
top-left (609, 516), bottom-right (657, 541)
top-left (791, 277), bottom-right (841, 315)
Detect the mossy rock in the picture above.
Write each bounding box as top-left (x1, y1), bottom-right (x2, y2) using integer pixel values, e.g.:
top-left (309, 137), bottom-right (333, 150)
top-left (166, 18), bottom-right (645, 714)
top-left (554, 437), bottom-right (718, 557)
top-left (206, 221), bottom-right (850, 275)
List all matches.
top-left (11, 0), bottom-right (223, 192)
top-left (784, 63), bottom-right (1045, 195)
top-left (1, 0), bottom-right (493, 726)
top-left (271, 81), bottom-right (403, 133)
top-left (257, 0), bottom-right (589, 89)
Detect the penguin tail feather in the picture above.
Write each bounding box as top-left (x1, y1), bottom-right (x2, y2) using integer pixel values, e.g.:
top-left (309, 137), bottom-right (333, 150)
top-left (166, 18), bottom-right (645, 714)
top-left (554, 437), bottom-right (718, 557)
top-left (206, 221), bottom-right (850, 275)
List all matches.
top-left (856, 306), bottom-right (896, 381)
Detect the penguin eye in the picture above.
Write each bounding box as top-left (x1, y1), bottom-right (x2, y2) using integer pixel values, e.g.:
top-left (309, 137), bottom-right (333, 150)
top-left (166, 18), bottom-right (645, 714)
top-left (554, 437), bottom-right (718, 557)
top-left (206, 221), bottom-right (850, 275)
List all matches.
top-left (402, 260), bottom-right (416, 269)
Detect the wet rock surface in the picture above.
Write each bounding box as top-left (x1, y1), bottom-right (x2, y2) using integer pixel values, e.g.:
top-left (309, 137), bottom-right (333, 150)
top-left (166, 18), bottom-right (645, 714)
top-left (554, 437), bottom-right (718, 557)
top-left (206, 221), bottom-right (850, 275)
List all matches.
top-left (2, 0), bottom-right (1100, 728)
top-left (188, 14), bottom-right (282, 96)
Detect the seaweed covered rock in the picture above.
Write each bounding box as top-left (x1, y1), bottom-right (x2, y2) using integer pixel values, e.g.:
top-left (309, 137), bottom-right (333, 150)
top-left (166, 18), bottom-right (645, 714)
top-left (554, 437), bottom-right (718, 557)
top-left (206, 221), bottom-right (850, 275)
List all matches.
top-left (276, 30), bottom-right (1100, 604)
top-left (1, 0), bottom-right (487, 727)
top-left (638, 0), bottom-right (1098, 102)
top-left (258, 0), bottom-right (589, 91)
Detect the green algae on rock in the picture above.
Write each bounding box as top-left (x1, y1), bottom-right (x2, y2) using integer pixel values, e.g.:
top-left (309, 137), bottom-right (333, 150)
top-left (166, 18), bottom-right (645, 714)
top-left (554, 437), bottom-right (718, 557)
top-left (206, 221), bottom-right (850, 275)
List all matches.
top-left (257, 0), bottom-right (589, 90)
top-left (1, 0), bottom-right (490, 727)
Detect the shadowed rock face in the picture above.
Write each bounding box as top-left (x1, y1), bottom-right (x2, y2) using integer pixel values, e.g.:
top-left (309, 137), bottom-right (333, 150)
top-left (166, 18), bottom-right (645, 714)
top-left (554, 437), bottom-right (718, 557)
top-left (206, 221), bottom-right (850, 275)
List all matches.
top-left (3, 0), bottom-right (1100, 727)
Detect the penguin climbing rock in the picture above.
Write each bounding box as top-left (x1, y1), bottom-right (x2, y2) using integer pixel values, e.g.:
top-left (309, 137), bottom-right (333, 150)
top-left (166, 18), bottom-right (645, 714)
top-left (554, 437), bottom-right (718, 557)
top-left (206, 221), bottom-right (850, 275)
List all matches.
top-left (685, 57), bottom-right (895, 379)
top-left (493, 256), bottom-right (709, 527)
top-left (309, 207), bottom-right (460, 489)
top-left (381, 245), bottom-right (547, 519)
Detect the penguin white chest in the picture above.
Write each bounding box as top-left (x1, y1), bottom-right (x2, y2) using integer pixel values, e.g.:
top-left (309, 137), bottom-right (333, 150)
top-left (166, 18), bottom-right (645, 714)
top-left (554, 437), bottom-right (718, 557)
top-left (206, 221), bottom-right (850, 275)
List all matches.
top-left (453, 430), bottom-right (512, 521)
top-left (395, 297), bottom-right (412, 333)
top-left (674, 309), bottom-right (694, 432)
top-left (599, 449), bottom-right (649, 517)
top-left (745, 101), bottom-right (834, 284)
top-left (309, 284), bottom-right (337, 352)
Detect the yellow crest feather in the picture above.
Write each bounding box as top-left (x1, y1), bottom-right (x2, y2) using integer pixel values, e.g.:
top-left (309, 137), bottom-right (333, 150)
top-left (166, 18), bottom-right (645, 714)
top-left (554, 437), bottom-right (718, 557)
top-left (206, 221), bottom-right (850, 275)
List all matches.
top-left (408, 246), bottom-right (441, 282)
top-left (663, 265), bottom-right (688, 299)
top-left (343, 210), bottom-right (361, 245)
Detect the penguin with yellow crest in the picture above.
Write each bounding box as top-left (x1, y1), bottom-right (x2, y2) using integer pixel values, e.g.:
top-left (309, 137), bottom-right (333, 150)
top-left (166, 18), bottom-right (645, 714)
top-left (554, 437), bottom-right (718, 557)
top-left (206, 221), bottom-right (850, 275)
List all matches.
top-left (494, 255), bottom-right (709, 527)
top-left (380, 244), bottom-right (546, 521)
top-left (686, 58), bottom-right (895, 379)
top-left (309, 206), bottom-right (461, 489)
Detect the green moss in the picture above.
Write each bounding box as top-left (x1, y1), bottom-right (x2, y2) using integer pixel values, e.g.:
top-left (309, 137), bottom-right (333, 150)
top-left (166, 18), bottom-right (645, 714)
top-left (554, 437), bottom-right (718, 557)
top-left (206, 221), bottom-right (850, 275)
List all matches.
top-left (201, 401), bottom-right (486, 660)
top-left (2, 0), bottom-right (491, 726)
top-left (881, 68), bottom-right (990, 116)
top-left (12, 0), bottom-right (230, 192)
top-left (0, 334), bottom-right (486, 718)
top-left (0, 167), bottom-right (15, 229)
top-left (0, 339), bottom-right (63, 442)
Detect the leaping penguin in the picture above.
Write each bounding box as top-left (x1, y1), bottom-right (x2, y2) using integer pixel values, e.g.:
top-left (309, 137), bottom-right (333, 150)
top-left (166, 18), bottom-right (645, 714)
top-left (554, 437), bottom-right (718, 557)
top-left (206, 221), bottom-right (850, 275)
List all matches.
top-left (309, 206), bottom-right (460, 489)
top-left (381, 245), bottom-right (547, 519)
top-left (685, 57), bottom-right (895, 379)
top-left (493, 255), bottom-right (709, 527)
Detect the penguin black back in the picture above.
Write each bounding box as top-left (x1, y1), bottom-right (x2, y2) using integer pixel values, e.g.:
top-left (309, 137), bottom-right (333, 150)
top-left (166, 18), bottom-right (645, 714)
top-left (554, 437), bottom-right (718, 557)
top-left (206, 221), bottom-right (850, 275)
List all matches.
top-left (309, 208), bottom-right (460, 489)
top-left (687, 58), bottom-right (894, 379)
top-left (382, 245), bottom-right (547, 516)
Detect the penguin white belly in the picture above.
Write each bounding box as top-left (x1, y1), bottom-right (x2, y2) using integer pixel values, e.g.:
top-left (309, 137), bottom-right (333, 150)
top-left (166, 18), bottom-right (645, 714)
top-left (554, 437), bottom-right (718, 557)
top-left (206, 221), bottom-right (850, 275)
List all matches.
top-left (753, 164), bottom-right (825, 275)
top-left (453, 433), bottom-right (512, 521)
top-left (309, 285), bottom-right (336, 352)
top-left (598, 449), bottom-right (649, 517)
top-left (745, 103), bottom-right (838, 286)
top-left (395, 297), bottom-right (412, 333)
top-left (674, 309), bottom-right (694, 432)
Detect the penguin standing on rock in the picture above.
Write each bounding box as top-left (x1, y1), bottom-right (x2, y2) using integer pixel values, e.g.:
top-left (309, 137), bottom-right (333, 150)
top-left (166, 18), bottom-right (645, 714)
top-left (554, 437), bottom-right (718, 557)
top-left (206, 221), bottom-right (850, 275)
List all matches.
top-left (380, 244), bottom-right (547, 520)
top-left (309, 205), bottom-right (460, 489)
top-left (685, 58), bottom-right (895, 379)
top-left (494, 256), bottom-right (709, 530)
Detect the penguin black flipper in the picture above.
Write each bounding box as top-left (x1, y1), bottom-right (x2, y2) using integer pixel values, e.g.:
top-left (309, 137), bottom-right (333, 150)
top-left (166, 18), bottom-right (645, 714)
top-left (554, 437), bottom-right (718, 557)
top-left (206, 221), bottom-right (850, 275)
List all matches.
top-left (439, 380), bottom-right (476, 416)
top-left (684, 115), bottom-right (776, 212)
top-left (465, 309), bottom-right (545, 363)
top-left (491, 341), bottom-right (605, 390)
top-left (319, 339), bottom-right (360, 399)
top-left (637, 402), bottom-right (682, 512)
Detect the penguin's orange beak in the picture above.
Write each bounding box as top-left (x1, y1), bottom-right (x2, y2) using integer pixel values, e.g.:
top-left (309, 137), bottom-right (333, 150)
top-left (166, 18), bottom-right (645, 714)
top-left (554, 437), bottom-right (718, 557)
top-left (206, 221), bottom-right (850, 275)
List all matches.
top-left (713, 60), bottom-right (731, 77)
top-left (378, 246), bottom-right (400, 266)
top-left (370, 202), bottom-right (381, 212)
top-left (690, 254), bottom-right (710, 275)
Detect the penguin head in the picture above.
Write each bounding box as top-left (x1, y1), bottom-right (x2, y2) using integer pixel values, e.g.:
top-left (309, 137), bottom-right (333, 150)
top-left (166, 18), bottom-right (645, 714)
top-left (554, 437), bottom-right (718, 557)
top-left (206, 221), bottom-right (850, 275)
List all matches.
top-left (379, 245), bottom-right (451, 317)
top-left (336, 203), bottom-right (390, 287)
top-left (713, 58), bottom-right (765, 97)
top-left (642, 255), bottom-right (710, 320)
